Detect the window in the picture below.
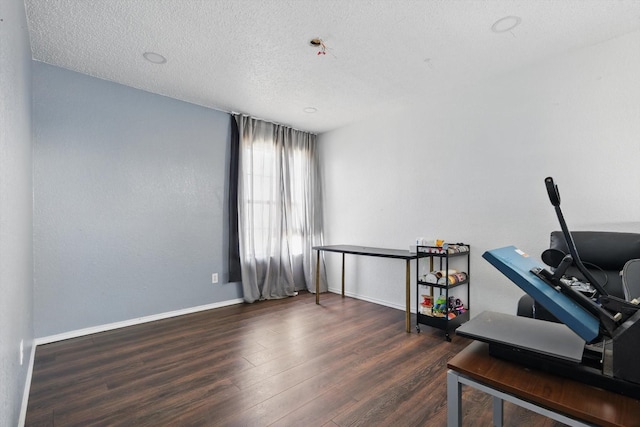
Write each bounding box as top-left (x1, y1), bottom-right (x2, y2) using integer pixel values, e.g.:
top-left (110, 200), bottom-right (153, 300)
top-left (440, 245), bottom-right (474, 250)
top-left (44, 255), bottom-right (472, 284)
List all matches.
top-left (242, 138), bottom-right (307, 259)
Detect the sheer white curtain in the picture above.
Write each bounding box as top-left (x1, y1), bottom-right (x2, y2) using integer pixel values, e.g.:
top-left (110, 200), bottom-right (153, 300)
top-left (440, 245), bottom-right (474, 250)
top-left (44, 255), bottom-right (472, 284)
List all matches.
top-left (235, 115), bottom-right (326, 303)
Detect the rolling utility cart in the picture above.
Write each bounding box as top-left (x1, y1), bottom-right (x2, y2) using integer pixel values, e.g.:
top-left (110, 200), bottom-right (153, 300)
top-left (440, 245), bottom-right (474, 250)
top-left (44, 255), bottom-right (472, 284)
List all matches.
top-left (416, 244), bottom-right (470, 341)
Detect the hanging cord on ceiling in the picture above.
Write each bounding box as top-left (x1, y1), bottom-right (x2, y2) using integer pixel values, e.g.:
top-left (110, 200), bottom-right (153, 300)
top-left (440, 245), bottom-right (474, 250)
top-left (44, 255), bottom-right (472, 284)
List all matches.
top-left (310, 38), bottom-right (328, 56)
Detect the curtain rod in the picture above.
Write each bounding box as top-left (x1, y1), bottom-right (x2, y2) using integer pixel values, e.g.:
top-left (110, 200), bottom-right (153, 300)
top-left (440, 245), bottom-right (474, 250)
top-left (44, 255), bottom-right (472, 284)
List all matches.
top-left (231, 111), bottom-right (317, 136)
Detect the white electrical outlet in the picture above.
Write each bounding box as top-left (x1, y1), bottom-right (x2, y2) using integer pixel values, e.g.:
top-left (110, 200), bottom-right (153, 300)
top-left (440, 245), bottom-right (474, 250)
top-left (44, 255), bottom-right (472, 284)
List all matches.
top-left (212, 273), bottom-right (219, 284)
top-left (20, 339), bottom-right (24, 366)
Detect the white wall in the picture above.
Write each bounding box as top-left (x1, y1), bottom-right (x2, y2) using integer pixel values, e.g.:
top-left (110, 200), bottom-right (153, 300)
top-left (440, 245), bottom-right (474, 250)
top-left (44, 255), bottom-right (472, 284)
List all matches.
top-left (318, 30), bottom-right (640, 319)
top-left (0, 1), bottom-right (34, 425)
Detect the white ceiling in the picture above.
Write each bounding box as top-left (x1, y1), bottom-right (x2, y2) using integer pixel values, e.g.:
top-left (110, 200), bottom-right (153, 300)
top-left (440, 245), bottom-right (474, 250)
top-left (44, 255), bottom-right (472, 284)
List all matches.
top-left (25, 0), bottom-right (640, 134)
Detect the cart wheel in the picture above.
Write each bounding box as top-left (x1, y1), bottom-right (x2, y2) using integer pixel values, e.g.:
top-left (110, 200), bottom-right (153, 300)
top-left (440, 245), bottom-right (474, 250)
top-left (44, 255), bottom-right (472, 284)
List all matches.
top-left (445, 333), bottom-right (452, 342)
top-left (416, 325), bottom-right (421, 333)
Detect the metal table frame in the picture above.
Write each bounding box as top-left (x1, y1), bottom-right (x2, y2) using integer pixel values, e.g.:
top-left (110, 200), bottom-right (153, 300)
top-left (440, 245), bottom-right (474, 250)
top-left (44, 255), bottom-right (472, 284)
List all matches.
top-left (313, 245), bottom-right (416, 333)
top-left (446, 341), bottom-right (639, 427)
top-left (447, 370), bottom-right (592, 427)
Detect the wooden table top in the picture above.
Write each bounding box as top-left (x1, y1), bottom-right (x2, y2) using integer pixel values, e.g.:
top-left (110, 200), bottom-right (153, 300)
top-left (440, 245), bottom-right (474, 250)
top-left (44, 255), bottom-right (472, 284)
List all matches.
top-left (448, 341), bottom-right (640, 427)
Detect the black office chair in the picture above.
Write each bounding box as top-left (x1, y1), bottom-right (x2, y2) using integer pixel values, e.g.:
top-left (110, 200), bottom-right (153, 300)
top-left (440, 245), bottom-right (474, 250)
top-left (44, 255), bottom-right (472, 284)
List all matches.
top-left (622, 259), bottom-right (640, 302)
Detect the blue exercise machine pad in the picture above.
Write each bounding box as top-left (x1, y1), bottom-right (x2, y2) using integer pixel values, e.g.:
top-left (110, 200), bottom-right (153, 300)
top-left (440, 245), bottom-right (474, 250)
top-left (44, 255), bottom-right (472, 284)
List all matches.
top-left (483, 246), bottom-right (600, 343)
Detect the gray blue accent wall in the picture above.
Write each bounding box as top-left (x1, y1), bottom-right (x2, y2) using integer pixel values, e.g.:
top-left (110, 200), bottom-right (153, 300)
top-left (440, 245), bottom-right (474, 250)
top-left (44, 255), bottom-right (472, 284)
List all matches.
top-left (32, 62), bottom-right (242, 338)
top-left (0, 1), bottom-right (34, 425)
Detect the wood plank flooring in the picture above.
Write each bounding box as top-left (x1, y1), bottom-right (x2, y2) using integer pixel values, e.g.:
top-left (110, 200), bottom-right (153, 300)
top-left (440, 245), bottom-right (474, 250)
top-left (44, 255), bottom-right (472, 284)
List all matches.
top-left (25, 292), bottom-right (566, 426)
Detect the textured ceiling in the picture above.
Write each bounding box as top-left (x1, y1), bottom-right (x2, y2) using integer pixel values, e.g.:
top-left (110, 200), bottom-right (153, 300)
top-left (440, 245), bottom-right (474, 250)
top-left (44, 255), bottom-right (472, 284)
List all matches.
top-left (25, 0), bottom-right (640, 134)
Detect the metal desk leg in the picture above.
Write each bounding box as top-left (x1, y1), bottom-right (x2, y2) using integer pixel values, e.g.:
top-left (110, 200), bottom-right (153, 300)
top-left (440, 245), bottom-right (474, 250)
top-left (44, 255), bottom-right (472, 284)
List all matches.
top-left (447, 370), bottom-right (462, 427)
top-left (493, 396), bottom-right (504, 427)
top-left (452, 367), bottom-right (592, 427)
top-left (341, 253), bottom-right (345, 297)
top-left (315, 249), bottom-right (320, 305)
top-left (405, 259), bottom-right (411, 333)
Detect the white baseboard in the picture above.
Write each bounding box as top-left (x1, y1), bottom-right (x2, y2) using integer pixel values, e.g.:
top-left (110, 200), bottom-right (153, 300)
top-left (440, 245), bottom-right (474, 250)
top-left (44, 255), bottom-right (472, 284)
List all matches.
top-left (18, 343), bottom-right (36, 427)
top-left (327, 287), bottom-right (414, 313)
top-left (34, 298), bottom-right (244, 346)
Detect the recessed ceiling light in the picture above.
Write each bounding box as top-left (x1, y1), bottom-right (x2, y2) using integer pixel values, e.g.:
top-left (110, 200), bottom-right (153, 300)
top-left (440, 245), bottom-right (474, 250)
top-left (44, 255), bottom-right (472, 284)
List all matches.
top-left (303, 107), bottom-right (317, 113)
top-left (143, 52), bottom-right (167, 64)
top-left (491, 16), bottom-right (521, 33)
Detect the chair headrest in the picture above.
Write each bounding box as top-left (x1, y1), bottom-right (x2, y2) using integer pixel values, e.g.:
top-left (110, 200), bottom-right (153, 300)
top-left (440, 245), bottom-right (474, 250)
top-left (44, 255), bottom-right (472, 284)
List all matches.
top-left (550, 231), bottom-right (640, 271)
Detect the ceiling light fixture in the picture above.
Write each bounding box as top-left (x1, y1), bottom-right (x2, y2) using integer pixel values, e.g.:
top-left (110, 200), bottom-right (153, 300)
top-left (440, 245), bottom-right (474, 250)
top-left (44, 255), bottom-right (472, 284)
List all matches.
top-left (143, 51), bottom-right (167, 64)
top-left (303, 107), bottom-right (317, 113)
top-left (491, 16), bottom-right (521, 33)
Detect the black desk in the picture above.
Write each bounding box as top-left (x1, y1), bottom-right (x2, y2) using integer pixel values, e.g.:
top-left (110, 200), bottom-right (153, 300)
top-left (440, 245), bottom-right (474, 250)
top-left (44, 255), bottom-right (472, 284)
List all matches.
top-left (313, 245), bottom-right (417, 332)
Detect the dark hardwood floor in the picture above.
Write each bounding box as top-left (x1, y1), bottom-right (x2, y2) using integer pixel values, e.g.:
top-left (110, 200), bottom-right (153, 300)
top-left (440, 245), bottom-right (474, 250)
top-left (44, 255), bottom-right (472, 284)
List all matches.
top-left (26, 292), bottom-right (565, 426)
